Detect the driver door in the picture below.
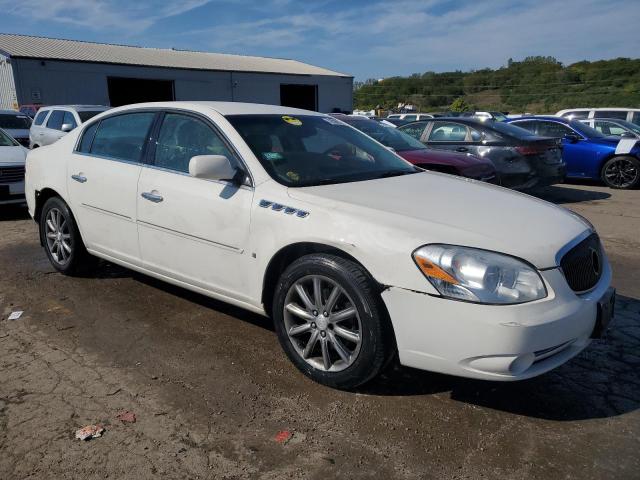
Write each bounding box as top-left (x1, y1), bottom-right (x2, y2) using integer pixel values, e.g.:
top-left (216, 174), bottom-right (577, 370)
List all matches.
top-left (136, 111), bottom-right (254, 300)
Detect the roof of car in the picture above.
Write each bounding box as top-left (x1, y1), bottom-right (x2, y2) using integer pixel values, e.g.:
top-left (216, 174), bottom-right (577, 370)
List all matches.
top-left (0, 109), bottom-right (23, 115)
top-left (41, 105), bottom-right (110, 111)
top-left (103, 101), bottom-right (329, 117)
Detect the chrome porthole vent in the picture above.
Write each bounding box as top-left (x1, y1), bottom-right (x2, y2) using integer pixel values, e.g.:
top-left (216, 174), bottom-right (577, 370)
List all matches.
top-left (258, 199), bottom-right (310, 218)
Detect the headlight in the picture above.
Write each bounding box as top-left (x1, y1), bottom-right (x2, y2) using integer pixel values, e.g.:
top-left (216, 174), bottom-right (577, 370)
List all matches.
top-left (412, 245), bottom-right (546, 304)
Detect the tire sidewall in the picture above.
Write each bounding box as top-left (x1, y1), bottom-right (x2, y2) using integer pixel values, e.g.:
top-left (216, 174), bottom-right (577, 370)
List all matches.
top-left (601, 156), bottom-right (640, 189)
top-left (40, 197), bottom-right (82, 274)
top-left (273, 254), bottom-right (387, 389)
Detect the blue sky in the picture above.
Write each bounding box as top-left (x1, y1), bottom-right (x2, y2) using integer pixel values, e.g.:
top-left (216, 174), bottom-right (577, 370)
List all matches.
top-left (0, 0), bottom-right (638, 80)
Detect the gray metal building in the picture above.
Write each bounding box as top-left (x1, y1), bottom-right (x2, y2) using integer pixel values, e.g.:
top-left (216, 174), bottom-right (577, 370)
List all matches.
top-left (0, 34), bottom-right (353, 113)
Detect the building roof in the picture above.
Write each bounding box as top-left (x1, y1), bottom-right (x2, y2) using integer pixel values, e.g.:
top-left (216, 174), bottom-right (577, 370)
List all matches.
top-left (0, 33), bottom-right (350, 78)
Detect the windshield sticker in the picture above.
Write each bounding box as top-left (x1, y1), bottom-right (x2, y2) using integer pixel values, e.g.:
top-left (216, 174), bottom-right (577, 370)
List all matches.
top-left (282, 115), bottom-right (302, 126)
top-left (286, 171), bottom-right (300, 182)
top-left (322, 116), bottom-right (343, 125)
top-left (615, 138), bottom-right (638, 155)
top-left (263, 152), bottom-right (283, 161)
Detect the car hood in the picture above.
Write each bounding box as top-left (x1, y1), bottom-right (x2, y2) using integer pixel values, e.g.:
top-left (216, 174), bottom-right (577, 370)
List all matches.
top-left (287, 171), bottom-right (589, 269)
top-left (398, 148), bottom-right (493, 168)
top-left (0, 145), bottom-right (27, 165)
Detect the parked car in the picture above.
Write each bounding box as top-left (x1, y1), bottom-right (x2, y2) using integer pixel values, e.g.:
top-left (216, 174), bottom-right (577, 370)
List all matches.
top-left (19, 104), bottom-right (45, 118)
top-left (381, 118), bottom-right (411, 127)
top-left (398, 118), bottom-right (566, 190)
top-left (0, 109), bottom-right (32, 148)
top-left (387, 113), bottom-right (433, 121)
top-left (556, 108), bottom-right (640, 126)
top-left (30, 105), bottom-right (109, 148)
top-left (507, 116), bottom-right (640, 189)
top-left (580, 118), bottom-right (640, 139)
top-left (26, 101), bottom-right (614, 389)
top-left (0, 128), bottom-right (27, 205)
top-left (459, 111), bottom-right (508, 122)
top-left (332, 114), bottom-right (496, 182)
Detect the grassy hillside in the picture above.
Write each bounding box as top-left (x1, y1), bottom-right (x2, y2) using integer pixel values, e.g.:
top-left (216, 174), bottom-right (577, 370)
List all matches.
top-left (354, 56), bottom-right (640, 114)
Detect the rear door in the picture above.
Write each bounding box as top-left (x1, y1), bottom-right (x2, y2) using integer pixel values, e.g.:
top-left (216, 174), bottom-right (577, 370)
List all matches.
top-left (67, 111), bottom-right (156, 264)
top-left (136, 111), bottom-right (253, 299)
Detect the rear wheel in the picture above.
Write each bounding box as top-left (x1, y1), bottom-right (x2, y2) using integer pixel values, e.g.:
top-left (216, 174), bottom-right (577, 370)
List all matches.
top-left (273, 254), bottom-right (392, 389)
top-left (601, 156), bottom-right (640, 189)
top-left (40, 197), bottom-right (95, 275)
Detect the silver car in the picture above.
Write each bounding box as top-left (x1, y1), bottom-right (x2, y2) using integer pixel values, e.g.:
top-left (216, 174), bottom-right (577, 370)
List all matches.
top-left (0, 109), bottom-right (32, 148)
top-left (30, 105), bottom-right (109, 148)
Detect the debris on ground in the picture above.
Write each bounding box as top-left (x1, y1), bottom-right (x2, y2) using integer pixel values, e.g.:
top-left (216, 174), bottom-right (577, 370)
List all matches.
top-left (274, 430), bottom-right (292, 444)
top-left (116, 411), bottom-right (136, 423)
top-left (8, 311), bottom-right (23, 321)
top-left (75, 424), bottom-right (105, 441)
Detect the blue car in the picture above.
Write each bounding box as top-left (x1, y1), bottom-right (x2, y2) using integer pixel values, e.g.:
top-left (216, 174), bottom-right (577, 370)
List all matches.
top-left (506, 116), bottom-right (640, 189)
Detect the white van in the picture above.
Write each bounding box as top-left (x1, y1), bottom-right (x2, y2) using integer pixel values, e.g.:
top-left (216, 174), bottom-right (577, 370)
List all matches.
top-left (556, 108), bottom-right (640, 126)
top-left (30, 105), bottom-right (109, 148)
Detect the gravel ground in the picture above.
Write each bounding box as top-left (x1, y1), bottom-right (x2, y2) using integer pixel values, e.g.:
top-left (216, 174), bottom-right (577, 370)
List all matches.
top-left (1, 183), bottom-right (639, 479)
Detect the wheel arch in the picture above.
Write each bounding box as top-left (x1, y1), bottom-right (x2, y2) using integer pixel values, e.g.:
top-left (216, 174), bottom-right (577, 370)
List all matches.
top-left (33, 187), bottom-right (63, 223)
top-left (261, 242), bottom-right (386, 317)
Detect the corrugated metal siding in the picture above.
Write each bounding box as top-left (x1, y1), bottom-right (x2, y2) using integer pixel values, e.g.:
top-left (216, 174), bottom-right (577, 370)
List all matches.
top-left (0, 54), bottom-right (17, 109)
top-left (0, 34), bottom-right (350, 78)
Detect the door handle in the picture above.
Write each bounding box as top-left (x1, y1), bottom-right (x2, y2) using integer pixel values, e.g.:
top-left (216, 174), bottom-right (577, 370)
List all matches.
top-left (71, 174), bottom-right (87, 183)
top-left (456, 147), bottom-right (469, 152)
top-left (141, 191), bottom-right (163, 203)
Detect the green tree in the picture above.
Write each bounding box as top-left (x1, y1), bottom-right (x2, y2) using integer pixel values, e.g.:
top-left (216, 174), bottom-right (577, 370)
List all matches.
top-left (450, 97), bottom-right (473, 112)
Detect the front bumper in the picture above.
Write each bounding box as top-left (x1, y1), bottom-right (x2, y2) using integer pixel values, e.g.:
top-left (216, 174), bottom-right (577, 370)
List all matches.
top-left (381, 260), bottom-right (611, 381)
top-left (0, 181), bottom-right (26, 205)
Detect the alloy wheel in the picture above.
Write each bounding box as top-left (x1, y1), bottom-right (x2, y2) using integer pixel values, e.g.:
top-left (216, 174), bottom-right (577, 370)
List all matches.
top-left (45, 208), bottom-right (72, 265)
top-left (283, 275), bottom-right (362, 372)
top-left (604, 158), bottom-right (639, 188)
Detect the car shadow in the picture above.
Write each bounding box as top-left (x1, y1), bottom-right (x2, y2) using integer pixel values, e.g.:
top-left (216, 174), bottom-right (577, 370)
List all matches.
top-left (359, 293), bottom-right (640, 421)
top-left (530, 185), bottom-right (611, 204)
top-left (0, 204), bottom-right (30, 221)
top-left (88, 261), bottom-right (638, 421)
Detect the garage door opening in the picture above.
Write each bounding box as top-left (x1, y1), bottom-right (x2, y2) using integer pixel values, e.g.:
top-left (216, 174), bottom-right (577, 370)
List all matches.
top-left (107, 77), bottom-right (175, 107)
top-left (280, 84), bottom-right (318, 111)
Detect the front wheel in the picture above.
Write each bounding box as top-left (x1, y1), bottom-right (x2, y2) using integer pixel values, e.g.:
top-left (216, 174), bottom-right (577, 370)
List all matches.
top-left (40, 197), bottom-right (94, 275)
top-left (272, 254), bottom-right (392, 389)
top-left (601, 156), bottom-right (640, 189)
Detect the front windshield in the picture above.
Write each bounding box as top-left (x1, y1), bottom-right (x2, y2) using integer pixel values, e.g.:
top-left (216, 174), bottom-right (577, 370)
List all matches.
top-left (0, 114), bottom-right (31, 129)
top-left (0, 129), bottom-right (18, 146)
top-left (343, 117), bottom-right (427, 152)
top-left (226, 114), bottom-right (418, 187)
top-left (570, 120), bottom-right (605, 138)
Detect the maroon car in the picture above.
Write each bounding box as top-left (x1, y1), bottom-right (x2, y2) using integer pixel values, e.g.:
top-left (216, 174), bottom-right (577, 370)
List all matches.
top-left (332, 115), bottom-right (496, 183)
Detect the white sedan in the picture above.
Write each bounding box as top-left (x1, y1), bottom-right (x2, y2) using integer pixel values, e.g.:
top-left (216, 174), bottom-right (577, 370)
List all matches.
top-left (0, 128), bottom-right (27, 205)
top-left (25, 102), bottom-right (615, 389)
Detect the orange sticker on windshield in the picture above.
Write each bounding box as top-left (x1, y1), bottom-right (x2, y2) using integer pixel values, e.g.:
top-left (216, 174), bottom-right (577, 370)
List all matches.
top-left (282, 115), bottom-right (302, 126)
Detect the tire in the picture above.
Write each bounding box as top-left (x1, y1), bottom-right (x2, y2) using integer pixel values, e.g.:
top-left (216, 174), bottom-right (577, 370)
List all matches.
top-left (39, 196), bottom-right (95, 275)
top-left (272, 254), bottom-right (392, 389)
top-left (601, 156), bottom-right (640, 189)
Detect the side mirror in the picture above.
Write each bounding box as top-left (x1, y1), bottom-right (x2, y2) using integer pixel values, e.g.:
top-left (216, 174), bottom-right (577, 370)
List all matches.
top-left (563, 133), bottom-right (580, 143)
top-left (620, 132), bottom-right (635, 139)
top-left (61, 123), bottom-right (74, 132)
top-left (189, 155), bottom-right (237, 182)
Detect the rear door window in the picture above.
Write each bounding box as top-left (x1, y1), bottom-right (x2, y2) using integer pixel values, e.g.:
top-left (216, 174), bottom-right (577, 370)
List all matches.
top-left (594, 111), bottom-right (628, 120)
top-left (90, 112), bottom-right (155, 162)
top-left (428, 122), bottom-right (469, 142)
top-left (399, 121), bottom-right (429, 140)
top-left (534, 121), bottom-right (574, 138)
top-left (594, 121), bottom-right (626, 136)
top-left (46, 110), bottom-right (65, 130)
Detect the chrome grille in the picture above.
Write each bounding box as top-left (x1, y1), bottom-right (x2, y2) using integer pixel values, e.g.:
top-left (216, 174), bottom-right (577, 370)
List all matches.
top-left (0, 166), bottom-right (25, 183)
top-left (560, 233), bottom-right (603, 292)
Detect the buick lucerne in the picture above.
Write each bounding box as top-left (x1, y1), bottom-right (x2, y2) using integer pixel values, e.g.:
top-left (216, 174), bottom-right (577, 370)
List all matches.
top-left (25, 102), bottom-right (614, 389)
